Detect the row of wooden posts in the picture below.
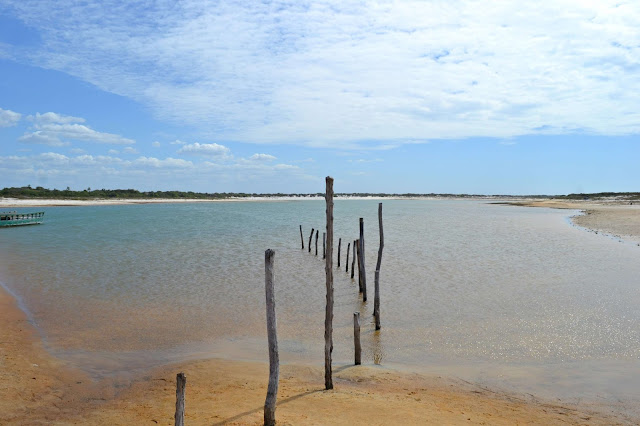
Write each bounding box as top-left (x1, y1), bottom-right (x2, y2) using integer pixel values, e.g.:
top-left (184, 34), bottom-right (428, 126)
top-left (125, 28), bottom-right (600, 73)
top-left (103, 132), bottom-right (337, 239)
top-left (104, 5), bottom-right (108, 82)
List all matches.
top-left (173, 177), bottom-right (382, 426)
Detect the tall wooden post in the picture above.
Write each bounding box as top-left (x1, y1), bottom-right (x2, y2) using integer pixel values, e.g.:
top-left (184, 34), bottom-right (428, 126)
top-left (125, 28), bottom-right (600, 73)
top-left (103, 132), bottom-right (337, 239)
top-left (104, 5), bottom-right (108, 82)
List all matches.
top-left (345, 242), bottom-right (350, 273)
top-left (323, 232), bottom-right (326, 259)
top-left (356, 239), bottom-right (362, 292)
top-left (353, 312), bottom-right (361, 365)
top-left (337, 238), bottom-right (342, 268)
top-left (315, 230), bottom-right (319, 256)
top-left (374, 203), bottom-right (384, 330)
top-left (308, 228), bottom-right (314, 253)
top-left (358, 218), bottom-right (367, 302)
top-left (324, 176), bottom-right (334, 390)
top-left (351, 239), bottom-right (356, 279)
top-left (175, 373), bottom-right (186, 426)
top-left (264, 249), bottom-right (279, 426)
top-left (299, 225), bottom-right (304, 250)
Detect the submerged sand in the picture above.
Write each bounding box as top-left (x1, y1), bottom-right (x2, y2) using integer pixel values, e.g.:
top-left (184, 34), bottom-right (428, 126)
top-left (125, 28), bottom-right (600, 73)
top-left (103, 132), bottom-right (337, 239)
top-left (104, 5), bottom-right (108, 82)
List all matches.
top-left (0, 287), bottom-right (631, 425)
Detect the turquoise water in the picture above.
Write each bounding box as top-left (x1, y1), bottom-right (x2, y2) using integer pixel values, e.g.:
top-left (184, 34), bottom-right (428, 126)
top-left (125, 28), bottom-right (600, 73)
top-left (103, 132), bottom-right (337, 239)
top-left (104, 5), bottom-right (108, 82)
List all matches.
top-left (1, 200), bottom-right (639, 415)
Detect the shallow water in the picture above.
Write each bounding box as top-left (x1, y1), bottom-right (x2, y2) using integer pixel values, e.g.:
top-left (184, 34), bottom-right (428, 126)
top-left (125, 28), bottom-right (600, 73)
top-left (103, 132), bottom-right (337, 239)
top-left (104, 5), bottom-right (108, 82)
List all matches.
top-left (1, 200), bottom-right (639, 415)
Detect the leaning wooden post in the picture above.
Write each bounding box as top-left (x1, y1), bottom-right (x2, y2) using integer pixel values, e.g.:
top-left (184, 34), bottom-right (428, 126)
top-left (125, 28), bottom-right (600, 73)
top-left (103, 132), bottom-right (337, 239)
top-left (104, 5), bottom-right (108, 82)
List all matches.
top-left (315, 230), bottom-right (319, 256)
top-left (353, 312), bottom-right (361, 365)
top-left (175, 373), bottom-right (186, 426)
top-left (337, 238), bottom-right (342, 268)
top-left (345, 242), bottom-right (350, 273)
top-left (308, 228), bottom-right (314, 253)
top-left (324, 176), bottom-right (334, 390)
top-left (299, 225), bottom-right (304, 250)
top-left (323, 232), bottom-right (326, 259)
top-left (374, 203), bottom-right (384, 330)
top-left (350, 239), bottom-right (356, 279)
top-left (264, 249), bottom-right (279, 426)
top-left (358, 218), bottom-right (367, 302)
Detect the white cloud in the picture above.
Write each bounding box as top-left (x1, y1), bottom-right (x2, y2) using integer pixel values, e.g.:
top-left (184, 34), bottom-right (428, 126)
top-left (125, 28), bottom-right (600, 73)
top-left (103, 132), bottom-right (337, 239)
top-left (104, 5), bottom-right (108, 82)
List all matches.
top-left (18, 111), bottom-right (135, 146)
top-left (7, 1), bottom-right (638, 147)
top-left (152, 141), bottom-right (161, 147)
top-left (178, 142), bottom-right (231, 158)
top-left (133, 156), bottom-right (193, 168)
top-left (249, 153), bottom-right (276, 161)
top-left (0, 107), bottom-right (22, 127)
top-left (19, 131), bottom-right (70, 146)
top-left (69, 148), bottom-right (86, 154)
top-left (108, 149), bottom-right (119, 154)
top-left (30, 112), bottom-right (84, 124)
top-left (123, 146), bottom-right (139, 154)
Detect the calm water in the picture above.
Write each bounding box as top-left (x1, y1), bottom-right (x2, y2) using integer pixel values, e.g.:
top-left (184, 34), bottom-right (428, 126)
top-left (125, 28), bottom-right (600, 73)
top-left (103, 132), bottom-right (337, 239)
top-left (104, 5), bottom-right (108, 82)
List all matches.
top-left (1, 200), bottom-right (639, 414)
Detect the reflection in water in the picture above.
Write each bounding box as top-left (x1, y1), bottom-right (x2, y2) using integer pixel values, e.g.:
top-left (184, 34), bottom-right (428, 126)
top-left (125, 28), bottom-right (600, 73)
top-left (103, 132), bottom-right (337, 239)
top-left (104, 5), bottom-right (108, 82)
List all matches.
top-left (1, 200), bottom-right (640, 411)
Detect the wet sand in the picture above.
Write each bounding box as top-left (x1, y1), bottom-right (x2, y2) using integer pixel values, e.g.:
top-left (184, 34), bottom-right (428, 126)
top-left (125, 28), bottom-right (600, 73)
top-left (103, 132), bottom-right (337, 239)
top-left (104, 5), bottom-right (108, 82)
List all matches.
top-left (498, 199), bottom-right (640, 242)
top-left (0, 288), bottom-right (630, 424)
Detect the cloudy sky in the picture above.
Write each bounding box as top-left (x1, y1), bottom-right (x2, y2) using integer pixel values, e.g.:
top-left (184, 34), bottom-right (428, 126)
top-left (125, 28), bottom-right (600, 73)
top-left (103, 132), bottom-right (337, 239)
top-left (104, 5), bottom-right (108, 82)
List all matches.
top-left (1, 0), bottom-right (638, 194)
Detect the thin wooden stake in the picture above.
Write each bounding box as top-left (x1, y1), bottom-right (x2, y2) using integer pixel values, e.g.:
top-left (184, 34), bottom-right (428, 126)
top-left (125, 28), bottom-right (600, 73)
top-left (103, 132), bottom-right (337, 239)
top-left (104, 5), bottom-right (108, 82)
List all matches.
top-left (324, 176), bottom-right (334, 390)
top-left (175, 373), bottom-right (186, 426)
top-left (337, 238), bottom-right (342, 268)
top-left (299, 225), bottom-right (304, 250)
top-left (356, 238), bottom-right (362, 292)
top-left (308, 228), bottom-right (314, 253)
top-left (264, 249), bottom-right (279, 426)
top-left (359, 218), bottom-right (367, 302)
top-left (374, 203), bottom-right (384, 330)
top-left (345, 242), bottom-right (350, 273)
top-left (323, 232), bottom-right (326, 259)
top-left (351, 239), bottom-right (356, 279)
top-left (354, 312), bottom-right (361, 365)
top-left (315, 230), bottom-right (319, 256)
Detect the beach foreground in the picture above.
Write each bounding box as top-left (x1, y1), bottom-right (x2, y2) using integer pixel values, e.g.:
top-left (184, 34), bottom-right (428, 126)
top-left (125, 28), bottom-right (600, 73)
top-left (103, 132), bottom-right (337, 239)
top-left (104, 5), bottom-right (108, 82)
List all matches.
top-left (0, 288), bottom-right (627, 425)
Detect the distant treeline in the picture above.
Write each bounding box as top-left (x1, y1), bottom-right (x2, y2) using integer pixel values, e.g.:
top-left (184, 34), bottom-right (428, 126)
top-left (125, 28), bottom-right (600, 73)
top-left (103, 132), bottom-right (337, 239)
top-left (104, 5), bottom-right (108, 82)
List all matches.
top-left (1, 186), bottom-right (639, 200)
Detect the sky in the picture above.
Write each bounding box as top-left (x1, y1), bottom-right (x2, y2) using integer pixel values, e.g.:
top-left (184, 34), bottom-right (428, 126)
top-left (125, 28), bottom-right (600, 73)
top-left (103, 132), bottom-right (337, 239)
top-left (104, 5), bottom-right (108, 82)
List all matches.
top-left (0, 0), bottom-right (639, 195)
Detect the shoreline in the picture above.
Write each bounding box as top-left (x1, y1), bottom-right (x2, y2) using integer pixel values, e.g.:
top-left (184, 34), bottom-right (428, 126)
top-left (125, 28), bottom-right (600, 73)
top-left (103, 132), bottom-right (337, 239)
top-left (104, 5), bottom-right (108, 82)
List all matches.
top-left (0, 286), bottom-right (627, 424)
top-left (495, 199), bottom-right (640, 244)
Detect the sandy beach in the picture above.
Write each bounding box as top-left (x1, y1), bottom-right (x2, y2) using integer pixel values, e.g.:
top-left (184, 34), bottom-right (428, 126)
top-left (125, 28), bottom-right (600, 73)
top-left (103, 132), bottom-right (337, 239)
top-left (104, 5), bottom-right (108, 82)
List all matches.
top-left (498, 199), bottom-right (640, 243)
top-left (1, 287), bottom-right (626, 425)
top-left (2, 198), bottom-right (640, 424)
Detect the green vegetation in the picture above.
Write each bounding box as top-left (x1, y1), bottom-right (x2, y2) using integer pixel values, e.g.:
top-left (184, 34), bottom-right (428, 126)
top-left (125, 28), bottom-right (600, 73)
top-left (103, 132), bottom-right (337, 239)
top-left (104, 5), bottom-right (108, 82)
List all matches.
top-left (1, 186), bottom-right (639, 200)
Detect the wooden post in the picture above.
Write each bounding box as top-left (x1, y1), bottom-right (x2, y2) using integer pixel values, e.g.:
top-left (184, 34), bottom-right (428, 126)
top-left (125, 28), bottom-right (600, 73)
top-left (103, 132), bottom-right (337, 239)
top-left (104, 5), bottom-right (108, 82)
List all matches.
top-left (308, 228), bottom-right (314, 253)
top-left (358, 218), bottom-right (367, 302)
top-left (264, 249), bottom-right (279, 426)
top-left (299, 225), bottom-right (304, 250)
top-left (324, 176), bottom-right (334, 390)
top-left (354, 312), bottom-right (361, 365)
top-left (323, 232), bottom-right (326, 259)
top-left (337, 238), bottom-right (342, 268)
top-left (374, 203), bottom-right (384, 330)
top-left (351, 239), bottom-right (356, 279)
top-left (345, 242), bottom-right (350, 273)
top-left (315, 230), bottom-right (319, 256)
top-left (175, 373), bottom-right (186, 426)
top-left (356, 238), bottom-right (362, 292)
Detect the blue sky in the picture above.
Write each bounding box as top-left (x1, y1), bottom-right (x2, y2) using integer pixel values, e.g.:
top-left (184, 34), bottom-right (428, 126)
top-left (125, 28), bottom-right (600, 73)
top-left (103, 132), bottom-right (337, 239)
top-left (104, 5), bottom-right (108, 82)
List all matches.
top-left (0, 0), bottom-right (638, 194)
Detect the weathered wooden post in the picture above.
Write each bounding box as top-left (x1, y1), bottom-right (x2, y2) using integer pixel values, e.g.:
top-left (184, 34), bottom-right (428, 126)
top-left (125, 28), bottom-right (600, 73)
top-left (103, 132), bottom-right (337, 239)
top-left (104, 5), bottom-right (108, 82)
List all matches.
top-left (337, 238), bottom-right (342, 268)
top-left (315, 230), bottom-right (319, 256)
top-left (374, 203), bottom-right (384, 330)
top-left (358, 218), bottom-right (367, 302)
top-left (345, 241), bottom-right (350, 273)
top-left (325, 176), bottom-right (334, 390)
top-left (175, 373), bottom-right (186, 426)
top-left (354, 312), bottom-right (361, 365)
top-left (299, 225), bottom-right (304, 250)
top-left (308, 228), bottom-right (314, 253)
top-left (323, 232), bottom-right (326, 259)
top-left (351, 239), bottom-right (356, 279)
top-left (264, 249), bottom-right (279, 426)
